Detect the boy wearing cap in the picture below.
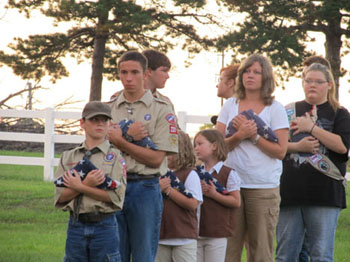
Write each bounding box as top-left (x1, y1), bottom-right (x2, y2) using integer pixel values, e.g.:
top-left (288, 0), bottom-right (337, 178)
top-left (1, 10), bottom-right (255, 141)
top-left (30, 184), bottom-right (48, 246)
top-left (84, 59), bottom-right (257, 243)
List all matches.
top-left (54, 101), bottom-right (127, 262)
top-left (107, 51), bottom-right (178, 262)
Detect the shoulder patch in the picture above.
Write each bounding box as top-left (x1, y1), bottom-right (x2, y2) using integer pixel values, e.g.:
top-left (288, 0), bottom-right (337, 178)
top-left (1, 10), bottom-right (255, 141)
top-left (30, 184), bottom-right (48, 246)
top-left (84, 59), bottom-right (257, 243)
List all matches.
top-left (169, 125), bottom-right (178, 134)
top-left (165, 113), bottom-right (176, 125)
top-left (168, 134), bottom-right (178, 146)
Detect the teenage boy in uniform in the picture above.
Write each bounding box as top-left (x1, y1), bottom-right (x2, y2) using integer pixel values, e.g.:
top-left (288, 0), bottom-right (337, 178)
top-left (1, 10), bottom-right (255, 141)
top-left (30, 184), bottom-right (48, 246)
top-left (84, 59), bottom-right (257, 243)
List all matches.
top-left (54, 101), bottom-right (127, 262)
top-left (107, 51), bottom-right (178, 262)
top-left (142, 49), bottom-right (174, 107)
top-left (110, 49), bottom-right (176, 113)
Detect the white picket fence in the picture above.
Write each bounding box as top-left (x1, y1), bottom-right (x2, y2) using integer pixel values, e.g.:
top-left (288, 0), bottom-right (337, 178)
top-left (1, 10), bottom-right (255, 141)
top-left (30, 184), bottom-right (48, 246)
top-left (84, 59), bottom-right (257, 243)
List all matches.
top-left (0, 108), bottom-right (211, 181)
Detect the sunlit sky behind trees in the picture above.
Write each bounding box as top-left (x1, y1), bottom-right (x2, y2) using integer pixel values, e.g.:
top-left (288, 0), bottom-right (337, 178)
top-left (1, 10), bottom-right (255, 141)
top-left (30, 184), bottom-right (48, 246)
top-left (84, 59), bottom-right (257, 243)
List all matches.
top-left (1, 1), bottom-right (350, 135)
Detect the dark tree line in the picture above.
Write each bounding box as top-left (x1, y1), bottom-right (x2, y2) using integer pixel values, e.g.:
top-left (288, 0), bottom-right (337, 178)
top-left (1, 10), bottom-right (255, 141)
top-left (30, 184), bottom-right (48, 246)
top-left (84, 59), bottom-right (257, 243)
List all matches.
top-left (1, 0), bottom-right (350, 101)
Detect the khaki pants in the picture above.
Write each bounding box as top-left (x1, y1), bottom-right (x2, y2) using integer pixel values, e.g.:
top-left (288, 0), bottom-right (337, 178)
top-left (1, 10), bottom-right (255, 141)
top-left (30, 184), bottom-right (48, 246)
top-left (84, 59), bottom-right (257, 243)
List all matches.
top-left (156, 241), bottom-right (197, 262)
top-left (225, 187), bottom-right (280, 262)
top-left (197, 237), bottom-right (227, 262)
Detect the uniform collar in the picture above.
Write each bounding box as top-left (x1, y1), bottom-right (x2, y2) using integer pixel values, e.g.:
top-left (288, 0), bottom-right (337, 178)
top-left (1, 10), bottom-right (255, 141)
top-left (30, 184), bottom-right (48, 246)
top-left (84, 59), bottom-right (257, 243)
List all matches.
top-left (116, 89), bottom-right (153, 108)
top-left (201, 161), bottom-right (224, 174)
top-left (75, 140), bottom-right (110, 155)
top-left (153, 90), bottom-right (161, 99)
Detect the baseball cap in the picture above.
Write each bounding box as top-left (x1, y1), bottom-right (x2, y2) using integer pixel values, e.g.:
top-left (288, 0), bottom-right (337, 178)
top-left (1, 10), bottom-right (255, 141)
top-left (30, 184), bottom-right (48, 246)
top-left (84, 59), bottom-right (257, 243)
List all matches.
top-left (82, 101), bottom-right (112, 119)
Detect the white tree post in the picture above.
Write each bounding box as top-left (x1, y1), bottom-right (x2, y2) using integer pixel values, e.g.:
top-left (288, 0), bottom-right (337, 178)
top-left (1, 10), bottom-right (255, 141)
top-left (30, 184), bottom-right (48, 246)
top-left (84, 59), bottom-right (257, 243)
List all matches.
top-left (44, 107), bottom-right (55, 181)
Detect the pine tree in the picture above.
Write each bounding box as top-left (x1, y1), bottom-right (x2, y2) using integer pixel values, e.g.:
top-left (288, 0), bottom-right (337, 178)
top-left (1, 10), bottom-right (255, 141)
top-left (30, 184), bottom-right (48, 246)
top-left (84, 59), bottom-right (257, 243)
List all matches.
top-left (1, 0), bottom-right (220, 101)
top-left (218, 0), bottom-right (350, 99)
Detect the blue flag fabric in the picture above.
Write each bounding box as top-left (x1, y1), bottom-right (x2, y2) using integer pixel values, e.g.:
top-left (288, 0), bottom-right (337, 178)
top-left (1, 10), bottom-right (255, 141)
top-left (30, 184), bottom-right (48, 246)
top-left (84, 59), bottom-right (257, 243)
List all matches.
top-left (160, 170), bottom-right (193, 198)
top-left (226, 109), bottom-right (279, 143)
top-left (54, 156), bottom-right (120, 189)
top-left (118, 119), bottom-right (158, 150)
top-left (195, 166), bottom-right (229, 195)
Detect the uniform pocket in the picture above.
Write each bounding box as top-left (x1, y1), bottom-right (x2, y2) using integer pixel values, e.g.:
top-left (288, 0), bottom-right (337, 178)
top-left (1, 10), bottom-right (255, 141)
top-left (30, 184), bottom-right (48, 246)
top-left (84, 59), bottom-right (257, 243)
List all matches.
top-left (268, 206), bottom-right (280, 230)
top-left (105, 252), bottom-right (121, 262)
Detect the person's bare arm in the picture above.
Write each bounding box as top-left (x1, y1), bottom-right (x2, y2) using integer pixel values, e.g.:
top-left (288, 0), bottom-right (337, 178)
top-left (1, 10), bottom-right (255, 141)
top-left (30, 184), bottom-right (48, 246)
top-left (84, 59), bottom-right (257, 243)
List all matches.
top-left (201, 180), bottom-right (240, 208)
top-left (291, 112), bottom-right (347, 154)
top-left (254, 128), bottom-right (289, 160)
top-left (160, 177), bottom-right (199, 211)
top-left (57, 169), bottom-right (111, 203)
top-left (108, 124), bottom-right (166, 167)
top-left (217, 116), bottom-right (257, 151)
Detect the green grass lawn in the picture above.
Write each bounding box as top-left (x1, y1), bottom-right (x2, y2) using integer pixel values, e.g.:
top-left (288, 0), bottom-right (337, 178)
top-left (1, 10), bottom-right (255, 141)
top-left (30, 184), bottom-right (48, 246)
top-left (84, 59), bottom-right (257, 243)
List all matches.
top-left (0, 150), bottom-right (349, 261)
top-left (0, 151), bottom-right (67, 262)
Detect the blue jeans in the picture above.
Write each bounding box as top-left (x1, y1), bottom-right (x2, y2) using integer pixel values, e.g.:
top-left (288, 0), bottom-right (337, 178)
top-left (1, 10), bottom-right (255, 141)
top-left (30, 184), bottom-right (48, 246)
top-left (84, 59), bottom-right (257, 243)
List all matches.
top-left (64, 214), bottom-right (121, 262)
top-left (276, 206), bottom-right (341, 262)
top-left (116, 177), bottom-right (163, 262)
top-left (299, 242), bottom-right (309, 262)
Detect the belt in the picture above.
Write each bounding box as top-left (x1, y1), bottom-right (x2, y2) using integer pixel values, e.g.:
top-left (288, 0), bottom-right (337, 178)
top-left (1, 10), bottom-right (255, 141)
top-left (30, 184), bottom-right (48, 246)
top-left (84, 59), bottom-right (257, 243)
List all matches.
top-left (70, 212), bottom-right (114, 223)
top-left (127, 173), bottom-right (159, 181)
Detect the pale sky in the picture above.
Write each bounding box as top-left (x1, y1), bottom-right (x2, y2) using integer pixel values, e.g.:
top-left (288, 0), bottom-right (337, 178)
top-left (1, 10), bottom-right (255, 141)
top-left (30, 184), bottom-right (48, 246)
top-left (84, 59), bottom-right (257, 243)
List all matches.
top-left (1, 3), bottom-right (350, 135)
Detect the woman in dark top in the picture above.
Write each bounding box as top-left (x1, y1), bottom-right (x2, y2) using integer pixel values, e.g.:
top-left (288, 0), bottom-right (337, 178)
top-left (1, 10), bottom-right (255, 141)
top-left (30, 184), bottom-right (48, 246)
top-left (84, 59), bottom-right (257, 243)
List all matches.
top-left (276, 63), bottom-right (350, 262)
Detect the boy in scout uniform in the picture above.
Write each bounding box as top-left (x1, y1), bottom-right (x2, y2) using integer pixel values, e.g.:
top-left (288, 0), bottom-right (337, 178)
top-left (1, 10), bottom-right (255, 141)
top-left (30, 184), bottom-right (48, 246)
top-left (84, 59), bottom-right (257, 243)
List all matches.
top-left (54, 101), bottom-right (127, 262)
top-left (142, 49), bottom-right (174, 108)
top-left (107, 51), bottom-right (178, 262)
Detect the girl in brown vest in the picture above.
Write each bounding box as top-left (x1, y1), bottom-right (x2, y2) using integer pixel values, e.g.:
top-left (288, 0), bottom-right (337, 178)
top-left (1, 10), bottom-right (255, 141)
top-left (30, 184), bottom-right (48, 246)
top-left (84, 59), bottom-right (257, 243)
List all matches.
top-left (194, 129), bottom-right (241, 262)
top-left (156, 130), bottom-right (203, 262)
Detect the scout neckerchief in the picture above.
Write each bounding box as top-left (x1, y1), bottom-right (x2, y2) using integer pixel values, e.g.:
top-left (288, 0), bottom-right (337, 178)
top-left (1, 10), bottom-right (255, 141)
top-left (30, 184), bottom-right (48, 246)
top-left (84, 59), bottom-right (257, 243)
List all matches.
top-left (285, 102), bottom-right (346, 188)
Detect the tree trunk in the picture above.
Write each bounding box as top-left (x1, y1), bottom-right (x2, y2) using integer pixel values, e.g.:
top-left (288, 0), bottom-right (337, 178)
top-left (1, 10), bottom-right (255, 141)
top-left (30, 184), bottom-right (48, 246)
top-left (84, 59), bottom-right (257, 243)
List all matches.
top-left (324, 8), bottom-right (342, 101)
top-left (89, 8), bottom-right (109, 102)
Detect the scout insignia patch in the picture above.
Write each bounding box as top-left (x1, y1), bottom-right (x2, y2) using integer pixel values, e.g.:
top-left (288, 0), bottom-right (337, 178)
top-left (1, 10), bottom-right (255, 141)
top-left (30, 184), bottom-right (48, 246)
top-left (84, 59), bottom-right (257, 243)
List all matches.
top-left (105, 152), bottom-right (116, 162)
top-left (165, 113), bottom-right (176, 125)
top-left (144, 114), bottom-right (151, 121)
top-left (285, 105), bottom-right (295, 123)
top-left (319, 160), bottom-right (330, 172)
top-left (169, 125), bottom-right (178, 134)
top-left (169, 134), bottom-right (178, 146)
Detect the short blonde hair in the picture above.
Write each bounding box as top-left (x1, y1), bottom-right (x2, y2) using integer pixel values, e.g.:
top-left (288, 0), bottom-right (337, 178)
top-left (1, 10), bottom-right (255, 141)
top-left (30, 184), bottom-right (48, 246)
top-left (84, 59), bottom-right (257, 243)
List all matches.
top-left (173, 130), bottom-right (196, 170)
top-left (194, 129), bottom-right (227, 162)
top-left (236, 54), bottom-right (275, 105)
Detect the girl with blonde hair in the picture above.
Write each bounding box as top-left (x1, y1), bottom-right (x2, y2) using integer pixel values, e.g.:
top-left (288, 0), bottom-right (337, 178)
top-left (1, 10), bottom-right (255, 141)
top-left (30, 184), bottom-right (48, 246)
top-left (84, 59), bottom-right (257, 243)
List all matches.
top-left (156, 130), bottom-right (203, 262)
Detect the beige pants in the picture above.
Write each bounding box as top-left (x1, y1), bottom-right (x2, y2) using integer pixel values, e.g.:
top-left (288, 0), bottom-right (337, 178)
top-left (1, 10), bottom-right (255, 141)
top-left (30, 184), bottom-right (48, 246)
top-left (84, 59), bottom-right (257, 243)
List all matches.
top-left (197, 237), bottom-right (227, 262)
top-left (225, 187), bottom-right (280, 262)
top-left (156, 241), bottom-right (197, 262)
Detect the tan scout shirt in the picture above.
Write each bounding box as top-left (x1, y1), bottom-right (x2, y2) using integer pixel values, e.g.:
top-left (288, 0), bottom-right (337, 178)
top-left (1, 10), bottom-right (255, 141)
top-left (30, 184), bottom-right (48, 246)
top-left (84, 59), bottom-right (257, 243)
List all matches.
top-left (111, 90), bottom-right (176, 114)
top-left (154, 90), bottom-right (175, 113)
top-left (109, 90), bottom-right (178, 175)
top-left (54, 140), bottom-right (127, 214)
top-left (153, 90), bottom-right (180, 130)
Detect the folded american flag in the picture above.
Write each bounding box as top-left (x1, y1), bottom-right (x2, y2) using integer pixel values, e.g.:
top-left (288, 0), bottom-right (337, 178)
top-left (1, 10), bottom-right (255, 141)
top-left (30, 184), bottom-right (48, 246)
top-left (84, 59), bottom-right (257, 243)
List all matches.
top-left (118, 119), bottom-right (158, 150)
top-left (160, 170), bottom-right (193, 198)
top-left (226, 109), bottom-right (278, 143)
top-left (195, 166), bottom-right (229, 195)
top-left (289, 105), bottom-right (317, 157)
top-left (54, 157), bottom-right (121, 189)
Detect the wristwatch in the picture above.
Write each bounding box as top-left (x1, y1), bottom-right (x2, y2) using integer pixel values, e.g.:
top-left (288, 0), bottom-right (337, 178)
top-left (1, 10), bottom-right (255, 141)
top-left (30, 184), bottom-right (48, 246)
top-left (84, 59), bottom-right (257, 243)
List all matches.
top-left (124, 132), bottom-right (134, 142)
top-left (252, 134), bottom-right (260, 145)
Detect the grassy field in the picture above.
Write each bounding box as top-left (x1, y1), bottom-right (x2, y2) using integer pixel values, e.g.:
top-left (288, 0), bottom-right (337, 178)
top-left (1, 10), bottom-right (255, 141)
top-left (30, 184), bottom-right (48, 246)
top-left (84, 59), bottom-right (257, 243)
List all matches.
top-left (0, 151), bottom-right (66, 262)
top-left (0, 150), bottom-right (349, 261)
